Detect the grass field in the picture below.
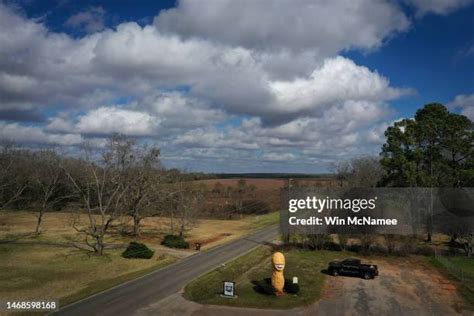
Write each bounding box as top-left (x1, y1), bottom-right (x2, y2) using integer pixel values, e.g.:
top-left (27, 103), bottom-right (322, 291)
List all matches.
top-left (184, 246), bottom-right (348, 309)
top-left (428, 255), bottom-right (474, 306)
top-left (0, 209), bottom-right (279, 308)
top-left (0, 210), bottom-right (279, 250)
top-left (0, 243), bottom-right (177, 306)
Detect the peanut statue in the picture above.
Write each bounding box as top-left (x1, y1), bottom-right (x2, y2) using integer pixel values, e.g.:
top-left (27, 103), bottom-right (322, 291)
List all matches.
top-left (271, 252), bottom-right (285, 296)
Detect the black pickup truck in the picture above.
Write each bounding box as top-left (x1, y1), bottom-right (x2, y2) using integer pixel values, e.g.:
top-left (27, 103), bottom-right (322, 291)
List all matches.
top-left (328, 258), bottom-right (378, 279)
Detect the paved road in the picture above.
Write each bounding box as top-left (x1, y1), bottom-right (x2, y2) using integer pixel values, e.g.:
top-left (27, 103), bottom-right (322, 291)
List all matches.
top-left (53, 225), bottom-right (279, 316)
top-left (136, 257), bottom-right (470, 316)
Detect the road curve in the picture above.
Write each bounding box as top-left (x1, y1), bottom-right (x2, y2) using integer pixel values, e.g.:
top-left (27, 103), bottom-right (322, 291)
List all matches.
top-left (53, 225), bottom-right (279, 316)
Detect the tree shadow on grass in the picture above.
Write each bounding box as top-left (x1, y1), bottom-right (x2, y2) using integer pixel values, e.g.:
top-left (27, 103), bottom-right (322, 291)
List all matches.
top-left (252, 278), bottom-right (275, 295)
top-left (251, 278), bottom-right (300, 295)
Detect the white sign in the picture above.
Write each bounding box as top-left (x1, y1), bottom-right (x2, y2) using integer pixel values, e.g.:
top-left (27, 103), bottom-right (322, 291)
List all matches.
top-left (223, 281), bottom-right (235, 297)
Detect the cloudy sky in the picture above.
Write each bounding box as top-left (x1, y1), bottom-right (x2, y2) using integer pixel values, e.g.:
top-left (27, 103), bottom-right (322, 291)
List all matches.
top-left (0, 0), bottom-right (473, 173)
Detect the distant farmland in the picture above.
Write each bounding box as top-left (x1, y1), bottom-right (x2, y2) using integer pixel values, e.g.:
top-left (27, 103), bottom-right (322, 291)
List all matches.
top-left (198, 177), bottom-right (337, 192)
top-left (212, 173), bottom-right (334, 179)
top-left (197, 177), bottom-right (338, 217)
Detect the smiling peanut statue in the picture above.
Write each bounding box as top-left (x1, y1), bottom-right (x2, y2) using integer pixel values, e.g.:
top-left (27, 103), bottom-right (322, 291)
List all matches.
top-left (271, 252), bottom-right (286, 296)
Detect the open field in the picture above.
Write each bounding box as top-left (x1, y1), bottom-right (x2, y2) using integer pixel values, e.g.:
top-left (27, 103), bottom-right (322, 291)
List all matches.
top-left (0, 209), bottom-right (278, 309)
top-left (0, 177), bottom-right (284, 250)
top-left (197, 178), bottom-right (337, 217)
top-left (0, 210), bottom-right (279, 251)
top-left (185, 246), bottom-right (471, 314)
top-left (0, 243), bottom-right (177, 307)
top-left (198, 177), bottom-right (337, 194)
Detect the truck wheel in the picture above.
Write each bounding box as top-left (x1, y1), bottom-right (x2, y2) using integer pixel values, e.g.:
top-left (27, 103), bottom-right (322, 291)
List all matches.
top-left (363, 273), bottom-right (371, 280)
top-left (332, 269), bottom-right (339, 276)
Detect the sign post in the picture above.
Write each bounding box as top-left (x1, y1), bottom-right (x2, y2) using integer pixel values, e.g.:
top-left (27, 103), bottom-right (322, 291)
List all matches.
top-left (221, 281), bottom-right (237, 298)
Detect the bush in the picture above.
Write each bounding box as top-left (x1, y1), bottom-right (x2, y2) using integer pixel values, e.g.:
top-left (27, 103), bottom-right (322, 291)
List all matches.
top-left (412, 245), bottom-right (435, 256)
top-left (323, 241), bottom-right (342, 251)
top-left (284, 279), bottom-right (300, 294)
top-left (161, 234), bottom-right (189, 249)
top-left (121, 242), bottom-right (154, 259)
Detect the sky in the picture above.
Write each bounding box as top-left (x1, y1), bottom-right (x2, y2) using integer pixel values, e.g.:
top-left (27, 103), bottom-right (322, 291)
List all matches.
top-left (0, 0), bottom-right (473, 173)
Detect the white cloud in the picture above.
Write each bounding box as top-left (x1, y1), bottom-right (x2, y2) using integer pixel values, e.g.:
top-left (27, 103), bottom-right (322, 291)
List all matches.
top-left (404, 0), bottom-right (473, 16)
top-left (448, 94), bottom-right (474, 120)
top-left (76, 107), bottom-right (159, 136)
top-left (46, 115), bottom-right (75, 133)
top-left (155, 0), bottom-right (410, 54)
top-left (0, 4), bottom-right (409, 125)
top-left (174, 127), bottom-right (259, 150)
top-left (65, 6), bottom-right (106, 33)
top-left (0, 122), bottom-right (83, 146)
top-left (269, 56), bottom-right (410, 115)
top-left (0, 1), bottom-right (448, 171)
top-left (141, 93), bottom-right (228, 129)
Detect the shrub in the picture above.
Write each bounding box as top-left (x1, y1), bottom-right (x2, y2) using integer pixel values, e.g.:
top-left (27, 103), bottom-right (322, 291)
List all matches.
top-left (161, 234), bottom-right (190, 249)
top-left (323, 241), bottom-right (342, 251)
top-left (368, 244), bottom-right (388, 255)
top-left (346, 244), bottom-right (362, 252)
top-left (307, 234), bottom-right (331, 250)
top-left (412, 245), bottom-right (435, 256)
top-left (122, 242), bottom-right (154, 259)
top-left (284, 279), bottom-right (300, 294)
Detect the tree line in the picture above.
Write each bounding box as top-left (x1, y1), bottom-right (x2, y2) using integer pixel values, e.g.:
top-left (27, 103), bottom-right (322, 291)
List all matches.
top-left (0, 134), bottom-right (204, 255)
top-left (334, 104), bottom-right (473, 188)
top-left (332, 103), bottom-right (473, 255)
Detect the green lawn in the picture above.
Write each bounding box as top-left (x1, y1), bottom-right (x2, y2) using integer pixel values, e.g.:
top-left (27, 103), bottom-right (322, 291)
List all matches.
top-left (247, 211), bottom-right (279, 230)
top-left (428, 255), bottom-right (474, 306)
top-left (0, 244), bottom-right (177, 307)
top-left (184, 246), bottom-right (348, 309)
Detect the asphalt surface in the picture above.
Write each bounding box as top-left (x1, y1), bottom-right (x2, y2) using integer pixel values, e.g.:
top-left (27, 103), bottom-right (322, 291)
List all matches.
top-left (53, 225), bottom-right (279, 316)
top-left (135, 257), bottom-right (469, 316)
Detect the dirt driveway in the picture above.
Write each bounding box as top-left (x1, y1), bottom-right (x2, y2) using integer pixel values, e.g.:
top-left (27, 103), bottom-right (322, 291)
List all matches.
top-left (312, 257), bottom-right (470, 316)
top-left (135, 257), bottom-right (471, 316)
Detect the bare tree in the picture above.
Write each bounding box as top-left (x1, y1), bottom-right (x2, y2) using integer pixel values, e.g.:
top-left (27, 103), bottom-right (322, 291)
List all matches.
top-left (331, 160), bottom-right (351, 187)
top-left (332, 156), bottom-right (384, 187)
top-left (0, 141), bottom-right (30, 209)
top-left (169, 182), bottom-right (204, 237)
top-left (63, 137), bottom-right (134, 255)
top-left (31, 149), bottom-right (72, 234)
top-left (123, 145), bottom-right (162, 238)
top-left (212, 182), bottom-right (223, 195)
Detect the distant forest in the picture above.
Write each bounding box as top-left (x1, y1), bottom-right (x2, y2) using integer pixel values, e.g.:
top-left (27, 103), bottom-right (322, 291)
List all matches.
top-left (212, 173), bottom-right (334, 179)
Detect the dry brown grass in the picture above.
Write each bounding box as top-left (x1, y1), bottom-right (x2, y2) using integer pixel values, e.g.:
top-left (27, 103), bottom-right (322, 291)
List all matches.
top-left (0, 209), bottom-right (279, 250)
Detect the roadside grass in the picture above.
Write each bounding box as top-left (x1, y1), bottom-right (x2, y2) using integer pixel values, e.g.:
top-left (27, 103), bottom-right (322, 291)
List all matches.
top-left (428, 256), bottom-right (474, 307)
top-left (246, 211), bottom-right (279, 230)
top-left (0, 211), bottom-right (278, 308)
top-left (184, 246), bottom-right (347, 309)
top-left (0, 244), bottom-right (177, 307)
